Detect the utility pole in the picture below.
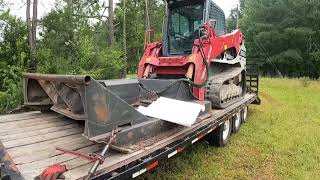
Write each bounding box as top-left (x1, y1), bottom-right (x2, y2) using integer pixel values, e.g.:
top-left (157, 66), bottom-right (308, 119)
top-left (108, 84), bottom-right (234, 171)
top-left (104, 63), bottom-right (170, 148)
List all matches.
top-left (26, 0), bottom-right (38, 71)
top-left (32, 0), bottom-right (38, 50)
top-left (236, 4), bottom-right (240, 29)
top-left (26, 0), bottom-right (32, 49)
top-left (145, 0), bottom-right (150, 31)
top-left (108, 0), bottom-right (114, 45)
top-left (122, 0), bottom-right (127, 78)
top-left (165, 0), bottom-right (167, 13)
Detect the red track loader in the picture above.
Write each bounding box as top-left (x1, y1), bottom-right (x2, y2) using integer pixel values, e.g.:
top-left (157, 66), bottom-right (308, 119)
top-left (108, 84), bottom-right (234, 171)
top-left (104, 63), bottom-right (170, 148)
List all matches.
top-left (139, 0), bottom-right (246, 108)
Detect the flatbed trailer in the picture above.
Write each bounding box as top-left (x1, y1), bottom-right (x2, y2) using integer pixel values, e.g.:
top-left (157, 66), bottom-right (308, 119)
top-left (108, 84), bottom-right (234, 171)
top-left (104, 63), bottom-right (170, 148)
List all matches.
top-left (0, 93), bottom-right (259, 180)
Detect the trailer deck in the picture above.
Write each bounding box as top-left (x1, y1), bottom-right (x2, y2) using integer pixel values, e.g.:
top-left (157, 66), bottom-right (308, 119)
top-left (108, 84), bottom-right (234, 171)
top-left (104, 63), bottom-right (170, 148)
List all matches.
top-left (0, 94), bottom-right (258, 180)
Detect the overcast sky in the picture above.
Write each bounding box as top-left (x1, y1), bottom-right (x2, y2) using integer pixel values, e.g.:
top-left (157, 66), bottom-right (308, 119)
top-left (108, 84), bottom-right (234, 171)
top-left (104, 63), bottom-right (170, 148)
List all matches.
top-left (7, 0), bottom-right (239, 20)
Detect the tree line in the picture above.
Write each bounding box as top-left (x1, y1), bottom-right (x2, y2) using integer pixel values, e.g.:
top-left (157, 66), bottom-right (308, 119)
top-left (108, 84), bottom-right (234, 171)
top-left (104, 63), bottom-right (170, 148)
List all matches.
top-left (0, 0), bottom-right (319, 112)
top-left (0, 0), bottom-right (165, 112)
top-left (234, 0), bottom-right (320, 78)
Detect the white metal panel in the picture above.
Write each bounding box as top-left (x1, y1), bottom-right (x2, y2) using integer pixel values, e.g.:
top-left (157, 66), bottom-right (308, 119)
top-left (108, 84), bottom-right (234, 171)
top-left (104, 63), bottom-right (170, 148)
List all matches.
top-left (137, 97), bottom-right (205, 127)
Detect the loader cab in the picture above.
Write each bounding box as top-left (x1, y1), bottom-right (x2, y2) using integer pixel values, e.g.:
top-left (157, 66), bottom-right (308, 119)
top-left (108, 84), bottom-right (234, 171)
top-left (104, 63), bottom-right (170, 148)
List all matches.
top-left (163, 0), bottom-right (226, 57)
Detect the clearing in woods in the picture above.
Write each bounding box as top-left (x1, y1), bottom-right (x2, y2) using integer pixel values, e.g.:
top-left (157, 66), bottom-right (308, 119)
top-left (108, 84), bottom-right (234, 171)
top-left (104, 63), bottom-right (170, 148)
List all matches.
top-left (138, 78), bottom-right (320, 179)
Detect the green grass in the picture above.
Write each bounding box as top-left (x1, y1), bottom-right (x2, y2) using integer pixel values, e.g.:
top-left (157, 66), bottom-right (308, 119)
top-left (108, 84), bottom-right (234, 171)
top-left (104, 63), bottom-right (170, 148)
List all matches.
top-left (126, 74), bottom-right (137, 79)
top-left (139, 78), bottom-right (320, 180)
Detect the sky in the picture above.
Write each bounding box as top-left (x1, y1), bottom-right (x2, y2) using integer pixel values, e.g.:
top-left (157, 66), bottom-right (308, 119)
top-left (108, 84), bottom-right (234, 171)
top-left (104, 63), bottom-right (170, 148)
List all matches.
top-left (6, 0), bottom-right (240, 20)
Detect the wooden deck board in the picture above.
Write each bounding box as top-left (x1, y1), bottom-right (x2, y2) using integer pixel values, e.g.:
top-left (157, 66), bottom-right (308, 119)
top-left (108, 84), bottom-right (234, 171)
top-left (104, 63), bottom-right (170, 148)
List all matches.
top-left (0, 123), bottom-right (81, 141)
top-left (0, 111), bottom-right (41, 121)
top-left (0, 120), bottom-right (75, 135)
top-left (0, 112), bottom-right (91, 180)
top-left (0, 112), bottom-right (59, 123)
top-left (7, 134), bottom-right (86, 157)
top-left (3, 127), bottom-right (84, 148)
top-left (17, 144), bottom-right (103, 176)
top-left (0, 116), bottom-right (65, 131)
top-left (13, 139), bottom-right (96, 164)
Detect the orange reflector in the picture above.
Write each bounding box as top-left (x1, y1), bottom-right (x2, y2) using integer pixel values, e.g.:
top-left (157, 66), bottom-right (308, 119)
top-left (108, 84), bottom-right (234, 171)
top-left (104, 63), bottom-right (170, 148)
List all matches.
top-left (177, 148), bottom-right (184, 153)
top-left (197, 134), bottom-right (204, 140)
top-left (146, 161), bottom-right (159, 171)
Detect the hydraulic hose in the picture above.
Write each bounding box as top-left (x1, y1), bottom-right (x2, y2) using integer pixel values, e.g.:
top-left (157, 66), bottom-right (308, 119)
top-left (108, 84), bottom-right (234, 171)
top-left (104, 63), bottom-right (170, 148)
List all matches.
top-left (184, 28), bottom-right (209, 88)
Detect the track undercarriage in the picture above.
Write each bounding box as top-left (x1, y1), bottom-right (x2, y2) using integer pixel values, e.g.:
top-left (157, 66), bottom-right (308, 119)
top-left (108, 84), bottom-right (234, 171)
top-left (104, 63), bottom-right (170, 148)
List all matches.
top-left (206, 66), bottom-right (245, 109)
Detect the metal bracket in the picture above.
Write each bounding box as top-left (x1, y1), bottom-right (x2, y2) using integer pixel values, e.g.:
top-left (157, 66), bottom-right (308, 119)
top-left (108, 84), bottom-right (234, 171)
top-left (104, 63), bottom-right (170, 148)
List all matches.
top-left (56, 148), bottom-right (104, 164)
top-left (84, 129), bottom-right (120, 180)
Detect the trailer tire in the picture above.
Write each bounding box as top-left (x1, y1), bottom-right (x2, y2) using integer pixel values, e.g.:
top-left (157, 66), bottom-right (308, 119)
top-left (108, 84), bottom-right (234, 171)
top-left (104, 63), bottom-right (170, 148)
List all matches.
top-left (232, 111), bottom-right (241, 133)
top-left (241, 106), bottom-right (249, 123)
top-left (207, 119), bottom-right (232, 147)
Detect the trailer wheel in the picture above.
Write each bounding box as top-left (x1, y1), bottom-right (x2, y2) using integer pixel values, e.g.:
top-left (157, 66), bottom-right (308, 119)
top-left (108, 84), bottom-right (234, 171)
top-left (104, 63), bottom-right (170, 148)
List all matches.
top-left (232, 111), bottom-right (241, 133)
top-left (241, 106), bottom-right (249, 123)
top-left (207, 119), bottom-right (232, 147)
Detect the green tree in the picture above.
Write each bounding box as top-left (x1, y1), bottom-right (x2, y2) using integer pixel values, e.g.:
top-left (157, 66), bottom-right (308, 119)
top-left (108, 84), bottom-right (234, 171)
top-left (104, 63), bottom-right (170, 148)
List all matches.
top-left (36, 0), bottom-right (124, 79)
top-left (241, 0), bottom-right (320, 78)
top-left (226, 7), bottom-right (240, 32)
top-left (0, 11), bottom-right (29, 113)
top-left (114, 0), bottom-right (165, 73)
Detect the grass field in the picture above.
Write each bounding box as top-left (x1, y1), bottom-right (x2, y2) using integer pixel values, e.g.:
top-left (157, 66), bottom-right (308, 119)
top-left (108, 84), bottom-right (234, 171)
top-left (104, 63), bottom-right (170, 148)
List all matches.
top-left (127, 74), bottom-right (138, 79)
top-left (138, 78), bottom-right (320, 180)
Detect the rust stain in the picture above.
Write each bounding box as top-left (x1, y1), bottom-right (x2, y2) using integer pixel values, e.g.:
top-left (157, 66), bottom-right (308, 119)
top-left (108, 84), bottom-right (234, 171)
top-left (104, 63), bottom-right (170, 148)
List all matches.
top-left (127, 132), bottom-right (134, 140)
top-left (0, 144), bottom-right (21, 173)
top-left (140, 128), bottom-right (145, 134)
top-left (94, 95), bottom-right (109, 123)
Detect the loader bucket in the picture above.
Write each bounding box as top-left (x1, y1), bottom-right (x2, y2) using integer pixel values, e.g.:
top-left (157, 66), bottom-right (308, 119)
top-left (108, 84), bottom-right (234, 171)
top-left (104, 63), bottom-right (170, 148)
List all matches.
top-left (23, 73), bottom-right (197, 144)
